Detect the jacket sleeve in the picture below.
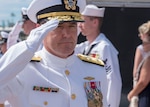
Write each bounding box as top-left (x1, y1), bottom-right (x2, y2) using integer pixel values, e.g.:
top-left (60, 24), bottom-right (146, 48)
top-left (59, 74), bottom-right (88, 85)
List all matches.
top-left (0, 41), bottom-right (34, 87)
top-left (100, 44), bottom-right (122, 107)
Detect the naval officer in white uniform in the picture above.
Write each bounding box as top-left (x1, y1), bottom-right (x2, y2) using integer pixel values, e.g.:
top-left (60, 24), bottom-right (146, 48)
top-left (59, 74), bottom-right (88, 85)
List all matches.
top-left (0, 0), bottom-right (108, 107)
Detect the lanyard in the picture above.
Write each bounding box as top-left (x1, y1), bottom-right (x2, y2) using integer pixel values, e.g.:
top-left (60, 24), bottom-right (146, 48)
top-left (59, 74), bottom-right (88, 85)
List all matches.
top-left (82, 43), bottom-right (97, 55)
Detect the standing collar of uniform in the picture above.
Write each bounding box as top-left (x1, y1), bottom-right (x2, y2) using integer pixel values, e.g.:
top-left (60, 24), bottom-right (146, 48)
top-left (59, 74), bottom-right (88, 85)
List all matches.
top-left (40, 47), bottom-right (76, 68)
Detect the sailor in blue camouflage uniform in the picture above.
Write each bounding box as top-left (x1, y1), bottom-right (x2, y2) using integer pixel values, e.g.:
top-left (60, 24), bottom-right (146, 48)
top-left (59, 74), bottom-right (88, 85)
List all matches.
top-left (0, 0), bottom-right (108, 107)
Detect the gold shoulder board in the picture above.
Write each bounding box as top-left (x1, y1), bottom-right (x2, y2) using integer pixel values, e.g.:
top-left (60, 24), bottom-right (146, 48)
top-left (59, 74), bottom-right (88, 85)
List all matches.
top-left (30, 56), bottom-right (42, 62)
top-left (77, 54), bottom-right (104, 66)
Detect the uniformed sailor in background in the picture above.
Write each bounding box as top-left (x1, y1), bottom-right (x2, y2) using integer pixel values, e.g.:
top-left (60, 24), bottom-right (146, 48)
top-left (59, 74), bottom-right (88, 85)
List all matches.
top-left (21, 7), bottom-right (43, 50)
top-left (7, 6), bottom-right (38, 50)
top-left (0, 31), bottom-right (9, 57)
top-left (0, 31), bottom-right (12, 107)
top-left (21, 7), bottom-right (37, 37)
top-left (77, 4), bottom-right (122, 107)
top-left (7, 7), bottom-right (37, 50)
top-left (6, 8), bottom-right (24, 50)
top-left (0, 0), bottom-right (108, 107)
top-left (6, 21), bottom-right (22, 50)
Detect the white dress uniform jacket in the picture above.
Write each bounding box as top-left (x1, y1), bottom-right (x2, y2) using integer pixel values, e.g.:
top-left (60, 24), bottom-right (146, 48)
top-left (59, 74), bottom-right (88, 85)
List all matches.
top-left (0, 53), bottom-right (12, 107)
top-left (76, 33), bottom-right (122, 107)
top-left (0, 41), bottom-right (108, 107)
top-left (0, 53), bottom-right (2, 58)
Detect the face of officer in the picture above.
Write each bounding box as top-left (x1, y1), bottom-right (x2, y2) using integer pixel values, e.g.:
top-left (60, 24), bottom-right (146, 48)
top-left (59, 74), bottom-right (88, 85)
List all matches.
top-left (22, 20), bottom-right (37, 35)
top-left (0, 42), bottom-right (7, 54)
top-left (80, 16), bottom-right (101, 37)
top-left (78, 16), bottom-right (93, 37)
top-left (43, 22), bottom-right (78, 58)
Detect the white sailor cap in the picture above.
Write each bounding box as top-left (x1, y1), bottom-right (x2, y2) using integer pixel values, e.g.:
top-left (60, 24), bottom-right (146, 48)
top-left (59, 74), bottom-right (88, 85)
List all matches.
top-left (21, 7), bottom-right (30, 21)
top-left (27, 0), bottom-right (86, 24)
top-left (0, 31), bottom-right (8, 45)
top-left (81, 4), bottom-right (105, 17)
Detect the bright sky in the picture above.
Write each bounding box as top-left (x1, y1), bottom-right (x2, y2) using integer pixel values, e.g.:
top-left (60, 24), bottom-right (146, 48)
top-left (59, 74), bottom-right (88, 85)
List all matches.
top-left (0, 0), bottom-right (32, 27)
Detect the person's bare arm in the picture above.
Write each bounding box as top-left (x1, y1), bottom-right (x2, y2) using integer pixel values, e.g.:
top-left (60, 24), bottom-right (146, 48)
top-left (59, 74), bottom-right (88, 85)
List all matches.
top-left (128, 56), bottom-right (150, 101)
top-left (133, 47), bottom-right (143, 77)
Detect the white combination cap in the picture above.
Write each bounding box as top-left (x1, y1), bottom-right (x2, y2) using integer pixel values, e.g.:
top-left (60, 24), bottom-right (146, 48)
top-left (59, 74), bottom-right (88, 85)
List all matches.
top-left (27, 0), bottom-right (86, 23)
top-left (81, 4), bottom-right (105, 17)
top-left (21, 7), bottom-right (29, 21)
top-left (0, 31), bottom-right (8, 39)
top-left (21, 7), bottom-right (27, 15)
top-left (0, 31), bottom-right (8, 44)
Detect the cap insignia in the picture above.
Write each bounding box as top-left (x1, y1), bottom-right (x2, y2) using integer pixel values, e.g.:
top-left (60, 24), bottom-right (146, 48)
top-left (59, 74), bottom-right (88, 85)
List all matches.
top-left (64, 0), bottom-right (77, 10)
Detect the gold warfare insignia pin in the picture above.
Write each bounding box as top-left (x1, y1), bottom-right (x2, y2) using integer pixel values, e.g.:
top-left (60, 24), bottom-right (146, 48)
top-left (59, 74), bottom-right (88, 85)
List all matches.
top-left (64, 0), bottom-right (76, 10)
top-left (84, 76), bottom-right (95, 81)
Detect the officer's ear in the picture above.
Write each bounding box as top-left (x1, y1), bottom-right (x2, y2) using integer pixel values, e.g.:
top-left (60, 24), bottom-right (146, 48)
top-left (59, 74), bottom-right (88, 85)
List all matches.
top-left (91, 18), bottom-right (99, 27)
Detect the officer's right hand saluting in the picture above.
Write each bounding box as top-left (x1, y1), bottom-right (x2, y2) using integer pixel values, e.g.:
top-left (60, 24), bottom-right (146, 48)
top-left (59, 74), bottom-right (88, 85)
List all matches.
top-left (26, 19), bottom-right (59, 52)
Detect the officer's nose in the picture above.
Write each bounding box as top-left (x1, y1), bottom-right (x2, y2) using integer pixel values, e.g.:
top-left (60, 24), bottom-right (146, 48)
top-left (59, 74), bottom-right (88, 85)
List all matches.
top-left (62, 29), bottom-right (71, 38)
